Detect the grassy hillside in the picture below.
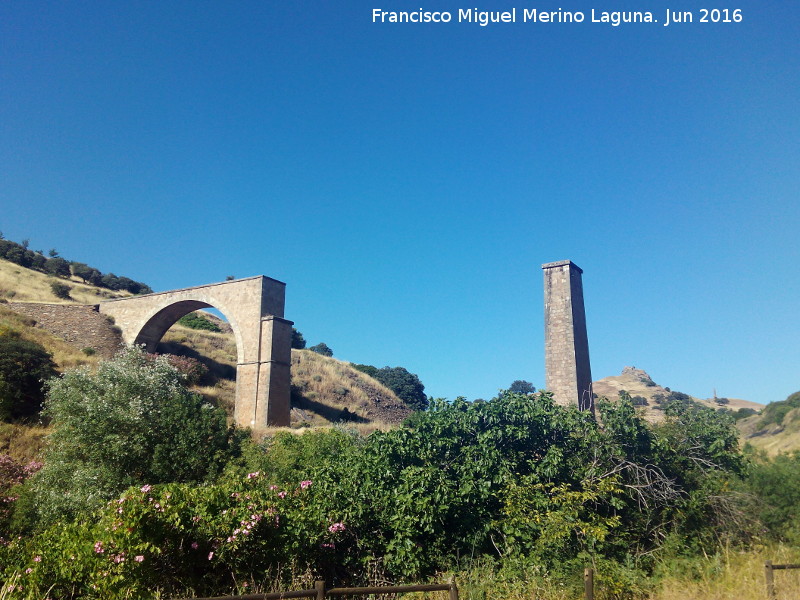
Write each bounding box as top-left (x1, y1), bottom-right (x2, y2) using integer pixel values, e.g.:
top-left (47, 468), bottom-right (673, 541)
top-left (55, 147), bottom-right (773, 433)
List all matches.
top-left (0, 256), bottom-right (130, 304)
top-left (738, 391), bottom-right (800, 455)
top-left (159, 321), bottom-right (410, 430)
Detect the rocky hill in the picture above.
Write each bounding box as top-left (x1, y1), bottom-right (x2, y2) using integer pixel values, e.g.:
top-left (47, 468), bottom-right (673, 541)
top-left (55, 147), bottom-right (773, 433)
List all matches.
top-left (594, 366), bottom-right (762, 422)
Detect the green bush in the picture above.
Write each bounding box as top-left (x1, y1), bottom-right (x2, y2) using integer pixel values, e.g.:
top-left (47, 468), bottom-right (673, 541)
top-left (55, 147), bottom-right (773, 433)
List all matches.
top-left (24, 347), bottom-right (236, 527)
top-left (0, 332), bottom-right (57, 421)
top-left (177, 312), bottom-right (221, 332)
top-left (291, 328), bottom-right (306, 349)
top-left (49, 281), bottom-right (72, 300)
top-left (508, 380), bottom-right (535, 394)
top-left (352, 364), bottom-right (428, 410)
top-left (309, 343), bottom-right (333, 357)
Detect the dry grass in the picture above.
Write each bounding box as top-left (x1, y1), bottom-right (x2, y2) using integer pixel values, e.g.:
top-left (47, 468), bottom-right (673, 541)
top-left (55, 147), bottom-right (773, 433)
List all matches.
top-left (0, 423), bottom-right (49, 462)
top-left (738, 409), bottom-right (800, 456)
top-left (0, 257), bottom-right (131, 305)
top-left (290, 349), bottom-right (411, 427)
top-left (653, 544), bottom-right (800, 600)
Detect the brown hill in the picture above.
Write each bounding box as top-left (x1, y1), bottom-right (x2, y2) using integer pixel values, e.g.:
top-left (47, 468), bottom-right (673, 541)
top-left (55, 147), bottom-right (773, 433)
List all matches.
top-left (594, 366), bottom-right (762, 422)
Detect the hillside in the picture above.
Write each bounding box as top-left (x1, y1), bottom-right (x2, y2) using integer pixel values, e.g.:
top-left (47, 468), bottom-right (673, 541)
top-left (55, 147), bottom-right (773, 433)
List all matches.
top-left (159, 323), bottom-right (411, 429)
top-left (594, 367), bottom-right (800, 454)
top-left (1, 256), bottom-right (411, 438)
top-left (594, 366), bottom-right (762, 422)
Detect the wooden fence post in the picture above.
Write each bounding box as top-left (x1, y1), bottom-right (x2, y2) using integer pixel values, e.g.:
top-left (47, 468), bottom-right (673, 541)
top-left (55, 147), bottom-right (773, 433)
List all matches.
top-left (315, 580), bottom-right (326, 600)
top-left (449, 576), bottom-right (459, 600)
top-left (765, 561), bottom-right (775, 599)
top-left (584, 567), bottom-right (594, 600)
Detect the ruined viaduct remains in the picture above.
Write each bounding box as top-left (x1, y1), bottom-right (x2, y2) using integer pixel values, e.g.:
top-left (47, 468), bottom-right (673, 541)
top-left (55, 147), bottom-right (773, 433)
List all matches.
top-left (542, 260), bottom-right (594, 412)
top-left (98, 276), bottom-right (292, 431)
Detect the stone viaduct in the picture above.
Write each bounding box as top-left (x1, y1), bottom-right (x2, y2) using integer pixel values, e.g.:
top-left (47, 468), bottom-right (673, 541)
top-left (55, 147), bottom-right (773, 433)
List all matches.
top-left (98, 276), bottom-right (293, 431)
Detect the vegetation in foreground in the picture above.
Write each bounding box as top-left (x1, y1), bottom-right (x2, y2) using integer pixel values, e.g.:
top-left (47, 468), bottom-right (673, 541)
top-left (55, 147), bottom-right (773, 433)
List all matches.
top-left (0, 347), bottom-right (798, 599)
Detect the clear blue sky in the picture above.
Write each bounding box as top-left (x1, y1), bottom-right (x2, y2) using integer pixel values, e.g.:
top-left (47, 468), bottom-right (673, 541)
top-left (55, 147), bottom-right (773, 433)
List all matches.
top-left (1, 1), bottom-right (797, 404)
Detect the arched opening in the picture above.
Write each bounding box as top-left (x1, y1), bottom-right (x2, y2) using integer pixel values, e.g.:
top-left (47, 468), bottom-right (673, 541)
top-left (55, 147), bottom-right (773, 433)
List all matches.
top-left (134, 300), bottom-right (243, 419)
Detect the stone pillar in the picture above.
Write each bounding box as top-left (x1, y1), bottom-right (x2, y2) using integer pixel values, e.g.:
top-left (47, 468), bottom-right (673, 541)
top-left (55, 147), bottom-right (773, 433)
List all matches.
top-left (542, 260), bottom-right (594, 412)
top-left (255, 316), bottom-right (293, 427)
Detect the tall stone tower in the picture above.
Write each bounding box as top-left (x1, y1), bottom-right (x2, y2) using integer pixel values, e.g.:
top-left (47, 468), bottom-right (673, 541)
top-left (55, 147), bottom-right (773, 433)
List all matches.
top-left (542, 260), bottom-right (594, 412)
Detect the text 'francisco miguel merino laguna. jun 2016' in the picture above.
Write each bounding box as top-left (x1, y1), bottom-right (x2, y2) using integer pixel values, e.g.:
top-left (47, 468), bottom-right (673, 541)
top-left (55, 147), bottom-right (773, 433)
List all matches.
top-left (371, 7), bottom-right (745, 27)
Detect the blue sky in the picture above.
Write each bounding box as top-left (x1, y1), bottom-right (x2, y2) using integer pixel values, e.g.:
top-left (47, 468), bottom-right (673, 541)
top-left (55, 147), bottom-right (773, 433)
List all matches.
top-left (1, 1), bottom-right (797, 404)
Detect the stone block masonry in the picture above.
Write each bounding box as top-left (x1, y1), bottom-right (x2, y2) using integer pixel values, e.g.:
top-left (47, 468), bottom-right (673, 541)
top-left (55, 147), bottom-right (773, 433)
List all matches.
top-left (542, 260), bottom-right (594, 412)
top-left (7, 302), bottom-right (124, 358)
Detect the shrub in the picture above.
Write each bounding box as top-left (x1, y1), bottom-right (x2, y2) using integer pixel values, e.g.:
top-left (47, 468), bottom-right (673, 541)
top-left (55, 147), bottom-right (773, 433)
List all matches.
top-left (291, 328), bottom-right (306, 349)
top-left (309, 343), bottom-right (333, 357)
top-left (352, 364), bottom-right (428, 410)
top-left (0, 333), bottom-right (57, 421)
top-left (509, 380), bottom-right (535, 394)
top-left (49, 281), bottom-right (72, 300)
top-left (25, 347), bottom-right (235, 527)
top-left (177, 312), bottom-right (221, 332)
top-left (44, 257), bottom-right (71, 278)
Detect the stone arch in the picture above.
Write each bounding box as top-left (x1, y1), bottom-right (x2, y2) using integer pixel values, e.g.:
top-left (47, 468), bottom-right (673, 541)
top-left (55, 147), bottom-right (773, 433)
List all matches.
top-left (98, 276), bottom-right (292, 432)
top-left (132, 298), bottom-right (246, 362)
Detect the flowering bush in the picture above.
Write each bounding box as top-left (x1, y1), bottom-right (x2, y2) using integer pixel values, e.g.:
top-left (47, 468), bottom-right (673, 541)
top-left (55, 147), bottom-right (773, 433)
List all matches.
top-left (24, 346), bottom-right (237, 527)
top-left (0, 473), bottom-right (349, 599)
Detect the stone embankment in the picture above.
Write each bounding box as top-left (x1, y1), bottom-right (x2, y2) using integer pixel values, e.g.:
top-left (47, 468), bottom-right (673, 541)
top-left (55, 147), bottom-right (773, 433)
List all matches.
top-left (7, 302), bottom-right (124, 358)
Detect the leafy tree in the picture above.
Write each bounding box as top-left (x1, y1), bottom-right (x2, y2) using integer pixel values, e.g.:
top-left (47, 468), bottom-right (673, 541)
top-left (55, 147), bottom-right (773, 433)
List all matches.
top-left (26, 347), bottom-right (236, 526)
top-left (48, 249), bottom-right (59, 258)
top-left (71, 262), bottom-right (101, 284)
top-left (44, 257), bottom-right (71, 278)
top-left (177, 312), bottom-right (221, 332)
top-left (291, 328), bottom-right (307, 350)
top-left (352, 364), bottom-right (428, 410)
top-left (509, 380), bottom-right (536, 394)
top-left (0, 332), bottom-right (57, 421)
top-left (309, 342), bottom-right (333, 357)
top-left (226, 275), bottom-right (235, 281)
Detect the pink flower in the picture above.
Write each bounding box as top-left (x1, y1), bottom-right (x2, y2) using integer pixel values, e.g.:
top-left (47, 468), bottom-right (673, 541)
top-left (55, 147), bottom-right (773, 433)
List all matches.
top-left (328, 522), bottom-right (346, 533)
top-left (134, 555), bottom-right (144, 563)
top-left (140, 484), bottom-right (152, 493)
top-left (246, 471), bottom-right (260, 479)
top-left (278, 491), bottom-right (287, 499)
top-left (25, 568), bottom-right (33, 574)
top-left (300, 480), bottom-right (312, 489)
top-left (191, 542), bottom-right (199, 549)
top-left (269, 485), bottom-right (278, 490)
top-left (94, 541), bottom-right (105, 554)
top-left (208, 551), bottom-right (214, 560)
top-left (33, 555), bottom-right (41, 562)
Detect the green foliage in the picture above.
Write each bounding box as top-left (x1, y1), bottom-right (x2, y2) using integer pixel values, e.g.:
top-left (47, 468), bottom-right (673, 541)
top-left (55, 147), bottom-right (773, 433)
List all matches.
top-left (44, 257), bottom-right (71, 278)
top-left (352, 364), bottom-right (428, 410)
top-left (25, 347), bottom-right (235, 527)
top-left (49, 281), bottom-right (72, 299)
top-left (759, 390), bottom-right (800, 427)
top-left (0, 332), bottom-right (57, 421)
top-left (177, 312), bottom-right (221, 332)
top-left (309, 342), bottom-right (333, 357)
top-left (291, 327), bottom-right (306, 349)
top-left (743, 451), bottom-right (800, 543)
top-left (0, 390), bottom-right (751, 598)
top-left (508, 380), bottom-right (535, 394)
